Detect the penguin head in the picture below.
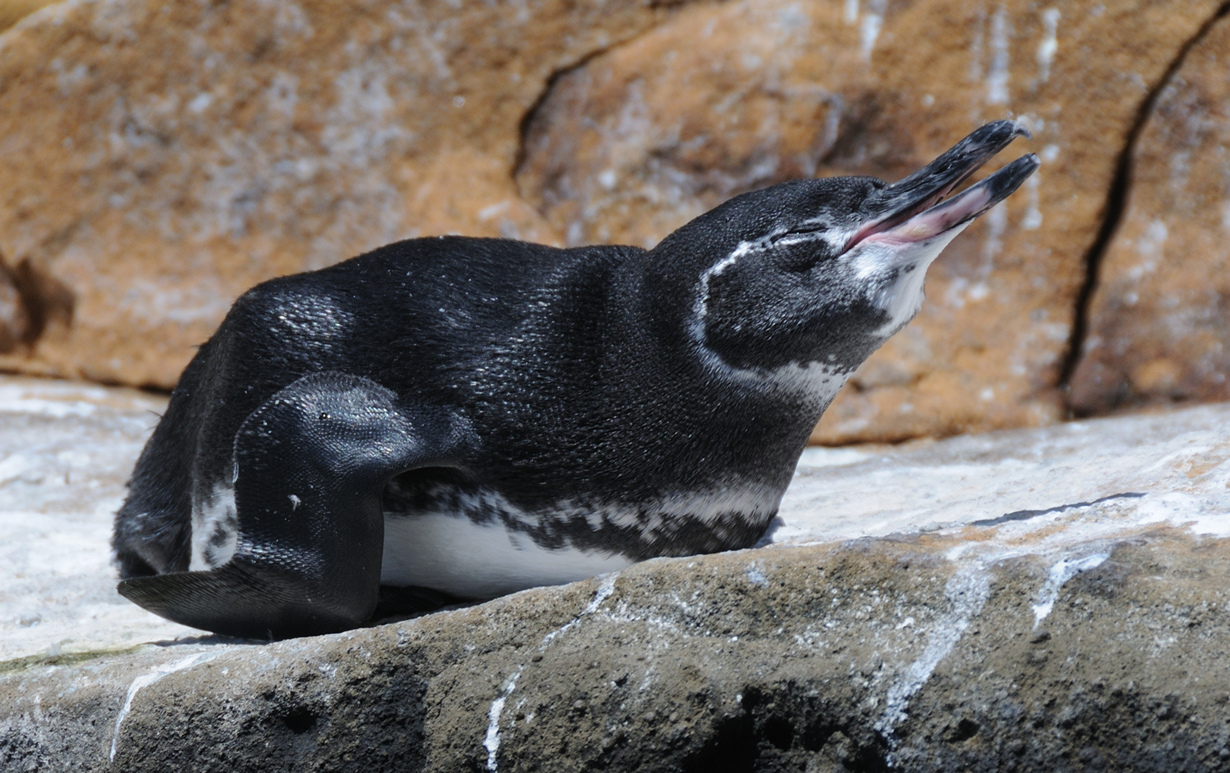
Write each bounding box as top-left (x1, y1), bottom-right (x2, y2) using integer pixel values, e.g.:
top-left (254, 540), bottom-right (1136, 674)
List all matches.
top-left (656, 120), bottom-right (1039, 377)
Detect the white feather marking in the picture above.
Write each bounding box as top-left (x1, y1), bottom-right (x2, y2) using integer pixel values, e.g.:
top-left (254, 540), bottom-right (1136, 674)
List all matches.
top-left (380, 513), bottom-right (633, 598)
top-left (689, 239), bottom-right (857, 401)
top-left (380, 485), bottom-right (785, 598)
top-left (190, 482), bottom-right (238, 570)
top-left (691, 248), bottom-right (745, 339)
top-left (848, 219), bottom-right (974, 335)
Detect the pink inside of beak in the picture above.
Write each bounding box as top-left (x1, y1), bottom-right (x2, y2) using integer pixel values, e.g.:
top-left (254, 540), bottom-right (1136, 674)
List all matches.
top-left (846, 184), bottom-right (995, 250)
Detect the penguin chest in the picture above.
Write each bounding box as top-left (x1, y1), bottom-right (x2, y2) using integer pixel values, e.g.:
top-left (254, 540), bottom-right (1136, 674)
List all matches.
top-left (378, 484), bottom-right (785, 599)
top-left (379, 511), bottom-right (634, 599)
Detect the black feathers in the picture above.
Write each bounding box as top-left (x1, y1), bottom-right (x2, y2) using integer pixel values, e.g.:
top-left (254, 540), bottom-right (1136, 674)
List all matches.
top-left (113, 121), bottom-right (1037, 637)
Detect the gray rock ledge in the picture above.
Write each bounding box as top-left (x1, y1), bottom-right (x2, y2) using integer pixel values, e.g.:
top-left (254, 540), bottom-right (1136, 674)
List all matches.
top-left (1, 375), bottom-right (1229, 771)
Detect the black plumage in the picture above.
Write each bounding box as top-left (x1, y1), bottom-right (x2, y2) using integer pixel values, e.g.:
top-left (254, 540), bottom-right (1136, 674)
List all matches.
top-left (113, 120), bottom-right (1037, 638)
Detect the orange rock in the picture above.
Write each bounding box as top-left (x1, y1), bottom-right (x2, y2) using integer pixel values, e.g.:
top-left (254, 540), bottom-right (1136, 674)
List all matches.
top-left (0, 0), bottom-right (58, 33)
top-left (516, 0), bottom-right (1224, 443)
top-left (1069, 13), bottom-right (1230, 415)
top-left (0, 268), bottom-right (25, 352)
top-left (0, 0), bottom-right (681, 387)
top-left (0, 0), bottom-right (1226, 444)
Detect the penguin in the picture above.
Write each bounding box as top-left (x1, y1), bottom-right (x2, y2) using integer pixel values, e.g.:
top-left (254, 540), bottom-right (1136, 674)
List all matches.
top-left (112, 120), bottom-right (1038, 639)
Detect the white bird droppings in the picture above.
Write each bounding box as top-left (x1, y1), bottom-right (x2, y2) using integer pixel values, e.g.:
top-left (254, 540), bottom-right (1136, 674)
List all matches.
top-left (484, 574), bottom-right (619, 771)
top-left (111, 652), bottom-right (221, 762)
top-left (1031, 553), bottom-right (1109, 627)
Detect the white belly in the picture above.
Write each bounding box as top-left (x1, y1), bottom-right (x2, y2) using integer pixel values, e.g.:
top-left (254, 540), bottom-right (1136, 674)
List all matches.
top-left (379, 512), bottom-right (634, 599)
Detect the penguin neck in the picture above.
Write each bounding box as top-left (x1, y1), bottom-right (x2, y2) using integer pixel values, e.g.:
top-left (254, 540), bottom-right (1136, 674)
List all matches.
top-left (599, 253), bottom-right (839, 486)
top-left (469, 248), bottom-right (823, 510)
top-left (627, 248), bottom-right (869, 415)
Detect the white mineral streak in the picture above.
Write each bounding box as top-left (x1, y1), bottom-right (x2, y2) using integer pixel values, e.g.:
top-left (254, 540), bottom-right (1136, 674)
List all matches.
top-left (1031, 553), bottom-right (1109, 627)
top-left (981, 200), bottom-right (1008, 274)
top-left (745, 562), bottom-right (770, 587)
top-left (987, 5), bottom-right (1011, 104)
top-left (876, 566), bottom-right (992, 760)
top-left (1021, 171), bottom-right (1043, 230)
top-left (859, 0), bottom-right (887, 61)
top-left (110, 651), bottom-right (221, 761)
top-left (969, 8), bottom-right (985, 82)
top-left (484, 574), bottom-right (618, 771)
top-left (1129, 218), bottom-right (1168, 279)
top-left (1036, 8), bottom-right (1060, 84)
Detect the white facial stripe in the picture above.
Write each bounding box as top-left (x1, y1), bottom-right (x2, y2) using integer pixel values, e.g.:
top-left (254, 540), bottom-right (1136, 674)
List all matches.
top-left (690, 248), bottom-right (744, 344)
top-left (689, 233), bottom-right (862, 399)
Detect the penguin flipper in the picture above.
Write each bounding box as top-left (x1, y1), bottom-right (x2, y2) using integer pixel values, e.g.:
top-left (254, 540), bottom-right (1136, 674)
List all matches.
top-left (118, 560), bottom-right (361, 640)
top-left (118, 371), bottom-right (464, 639)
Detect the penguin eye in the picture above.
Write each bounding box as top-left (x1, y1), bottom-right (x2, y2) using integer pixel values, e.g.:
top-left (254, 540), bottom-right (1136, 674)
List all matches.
top-left (773, 237), bottom-right (833, 273)
top-left (775, 222), bottom-right (829, 242)
top-left (763, 222), bottom-right (834, 270)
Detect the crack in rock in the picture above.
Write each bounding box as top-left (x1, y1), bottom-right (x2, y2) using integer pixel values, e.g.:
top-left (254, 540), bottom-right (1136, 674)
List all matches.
top-left (1060, 0), bottom-right (1230, 398)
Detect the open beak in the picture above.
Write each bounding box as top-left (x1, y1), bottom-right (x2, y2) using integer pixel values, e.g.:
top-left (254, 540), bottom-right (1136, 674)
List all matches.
top-left (846, 120), bottom-right (1040, 250)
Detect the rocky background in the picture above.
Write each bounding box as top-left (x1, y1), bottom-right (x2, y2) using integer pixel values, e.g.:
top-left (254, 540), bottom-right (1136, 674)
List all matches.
top-left (3, 376), bottom-right (1230, 771)
top-left (4, 3), bottom-right (1230, 769)
top-left (0, 0), bottom-right (1228, 444)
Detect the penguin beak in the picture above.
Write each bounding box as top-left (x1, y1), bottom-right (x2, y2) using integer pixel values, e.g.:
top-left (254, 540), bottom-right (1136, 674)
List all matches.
top-left (845, 120), bottom-right (1040, 250)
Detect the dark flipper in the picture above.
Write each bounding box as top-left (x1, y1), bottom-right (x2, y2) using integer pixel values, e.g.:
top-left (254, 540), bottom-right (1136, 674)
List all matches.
top-left (119, 372), bottom-right (463, 639)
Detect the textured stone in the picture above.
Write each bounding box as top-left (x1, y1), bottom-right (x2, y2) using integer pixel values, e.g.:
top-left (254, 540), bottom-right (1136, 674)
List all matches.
top-left (0, 377), bottom-right (196, 660)
top-left (0, 0), bottom-right (681, 386)
top-left (516, 0), bottom-right (1227, 443)
top-left (5, 533), bottom-right (1230, 771)
top-left (3, 376), bottom-right (1230, 770)
top-left (1, 0), bottom-right (1229, 442)
top-left (1069, 13), bottom-right (1230, 414)
top-left (0, 0), bottom-right (57, 33)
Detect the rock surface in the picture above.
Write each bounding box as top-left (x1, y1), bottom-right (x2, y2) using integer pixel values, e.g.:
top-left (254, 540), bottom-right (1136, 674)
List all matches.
top-left (0, 0), bottom-right (57, 33)
top-left (517, 0), bottom-right (1227, 443)
top-left (0, 377), bottom-right (198, 660)
top-left (0, 0), bottom-right (675, 386)
top-left (2, 375), bottom-right (1229, 771)
top-left (1, 1), bottom-right (1229, 443)
top-left (1069, 11), bottom-right (1230, 415)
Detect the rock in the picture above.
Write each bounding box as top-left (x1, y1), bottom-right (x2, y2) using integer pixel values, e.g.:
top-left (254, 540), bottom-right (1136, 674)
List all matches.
top-left (12, 534), bottom-right (1230, 772)
top-left (0, 377), bottom-right (197, 659)
top-left (0, 0), bottom-right (680, 387)
top-left (0, 262), bottom-right (28, 352)
top-left (0, 0), bottom-right (58, 33)
top-left (1069, 13), bottom-right (1230, 414)
top-left (1, 1), bottom-right (1229, 442)
top-left (516, 0), bottom-right (1227, 443)
top-left (2, 375), bottom-right (1230, 770)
